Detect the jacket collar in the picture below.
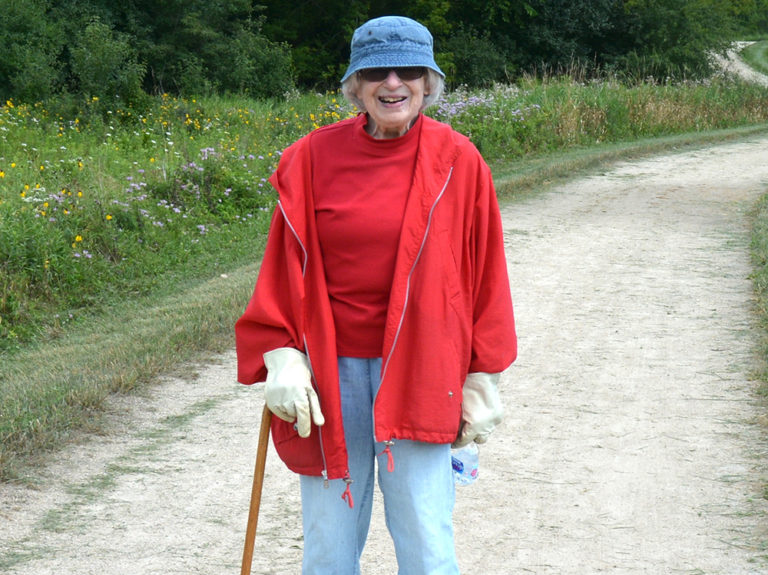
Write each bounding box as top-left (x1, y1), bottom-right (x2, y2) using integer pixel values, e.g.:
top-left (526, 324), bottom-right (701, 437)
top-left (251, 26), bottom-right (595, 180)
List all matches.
top-left (268, 114), bottom-right (464, 247)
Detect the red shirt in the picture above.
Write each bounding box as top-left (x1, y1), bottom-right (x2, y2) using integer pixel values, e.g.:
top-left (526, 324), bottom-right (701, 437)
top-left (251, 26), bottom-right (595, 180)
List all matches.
top-left (311, 114), bottom-right (421, 357)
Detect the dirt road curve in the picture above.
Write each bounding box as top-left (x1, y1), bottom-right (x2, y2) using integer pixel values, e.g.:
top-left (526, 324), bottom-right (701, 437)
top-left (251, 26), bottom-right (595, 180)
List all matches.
top-left (2, 136), bottom-right (768, 574)
top-left (713, 42), bottom-right (768, 87)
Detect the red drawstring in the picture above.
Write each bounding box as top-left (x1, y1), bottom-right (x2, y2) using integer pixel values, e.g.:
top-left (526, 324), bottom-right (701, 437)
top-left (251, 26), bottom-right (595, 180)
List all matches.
top-left (339, 441), bottom-right (397, 508)
top-left (378, 441), bottom-right (395, 473)
top-left (341, 479), bottom-right (354, 508)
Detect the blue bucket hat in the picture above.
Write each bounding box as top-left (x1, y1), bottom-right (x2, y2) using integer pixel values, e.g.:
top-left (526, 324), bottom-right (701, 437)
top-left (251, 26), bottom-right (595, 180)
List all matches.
top-left (341, 16), bottom-right (444, 83)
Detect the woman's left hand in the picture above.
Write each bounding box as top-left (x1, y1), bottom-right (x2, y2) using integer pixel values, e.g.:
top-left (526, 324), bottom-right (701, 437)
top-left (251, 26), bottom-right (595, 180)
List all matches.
top-left (452, 372), bottom-right (503, 448)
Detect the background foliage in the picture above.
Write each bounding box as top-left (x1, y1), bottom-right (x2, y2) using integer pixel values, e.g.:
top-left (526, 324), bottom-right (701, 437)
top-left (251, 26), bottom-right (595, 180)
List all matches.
top-left (2, 0), bottom-right (768, 103)
top-left (263, 0), bottom-right (768, 87)
top-left (0, 0), bottom-right (295, 103)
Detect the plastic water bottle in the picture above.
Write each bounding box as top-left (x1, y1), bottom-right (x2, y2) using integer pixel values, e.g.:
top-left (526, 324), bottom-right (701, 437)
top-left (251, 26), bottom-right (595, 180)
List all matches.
top-left (451, 443), bottom-right (479, 485)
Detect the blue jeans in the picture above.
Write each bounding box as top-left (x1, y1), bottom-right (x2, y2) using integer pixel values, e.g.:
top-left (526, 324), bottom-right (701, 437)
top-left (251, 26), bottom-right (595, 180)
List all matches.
top-left (300, 357), bottom-right (460, 575)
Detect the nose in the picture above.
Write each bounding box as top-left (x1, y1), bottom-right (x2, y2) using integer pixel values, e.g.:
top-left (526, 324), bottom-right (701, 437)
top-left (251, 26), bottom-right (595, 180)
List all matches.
top-left (384, 70), bottom-right (403, 85)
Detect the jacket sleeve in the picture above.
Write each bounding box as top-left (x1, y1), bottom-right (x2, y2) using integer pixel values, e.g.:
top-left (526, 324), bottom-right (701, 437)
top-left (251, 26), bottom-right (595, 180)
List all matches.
top-left (234, 203), bottom-right (306, 385)
top-left (468, 154), bottom-right (517, 374)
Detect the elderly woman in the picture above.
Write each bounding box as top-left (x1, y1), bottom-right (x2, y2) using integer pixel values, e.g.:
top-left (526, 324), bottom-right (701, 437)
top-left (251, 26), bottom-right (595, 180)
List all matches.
top-left (236, 15), bottom-right (516, 575)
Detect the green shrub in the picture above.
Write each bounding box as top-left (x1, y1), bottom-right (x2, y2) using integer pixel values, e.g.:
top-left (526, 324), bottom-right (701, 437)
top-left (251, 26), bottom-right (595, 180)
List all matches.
top-left (439, 28), bottom-right (511, 88)
top-left (211, 24), bottom-right (296, 98)
top-left (70, 19), bottom-right (147, 106)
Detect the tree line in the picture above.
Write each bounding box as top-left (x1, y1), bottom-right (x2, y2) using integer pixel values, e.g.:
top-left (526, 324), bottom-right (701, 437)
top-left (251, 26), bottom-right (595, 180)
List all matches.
top-left (2, 0), bottom-right (767, 105)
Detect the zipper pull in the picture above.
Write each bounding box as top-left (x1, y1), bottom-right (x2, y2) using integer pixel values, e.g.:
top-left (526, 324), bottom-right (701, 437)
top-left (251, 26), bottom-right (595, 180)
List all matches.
top-left (378, 440), bottom-right (396, 473)
top-left (321, 469), bottom-right (329, 489)
top-left (341, 475), bottom-right (354, 508)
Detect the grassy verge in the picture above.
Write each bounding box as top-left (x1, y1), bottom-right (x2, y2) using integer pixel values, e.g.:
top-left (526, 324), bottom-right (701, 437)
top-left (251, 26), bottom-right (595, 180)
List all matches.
top-left (0, 257), bottom-right (262, 479)
top-left (750, 190), bottom-right (768, 399)
top-left (741, 40), bottom-right (768, 76)
top-left (492, 123), bottom-right (768, 201)
top-left (3, 122), bottom-right (768, 481)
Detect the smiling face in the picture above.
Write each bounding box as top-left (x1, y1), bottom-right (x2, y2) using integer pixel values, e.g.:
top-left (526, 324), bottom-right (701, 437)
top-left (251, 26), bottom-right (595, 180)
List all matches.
top-left (356, 69), bottom-right (427, 139)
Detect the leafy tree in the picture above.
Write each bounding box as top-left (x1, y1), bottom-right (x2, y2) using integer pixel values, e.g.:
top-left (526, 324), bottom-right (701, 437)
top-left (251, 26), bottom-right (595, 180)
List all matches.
top-left (444, 0), bottom-right (535, 72)
top-left (207, 18), bottom-right (296, 97)
top-left (0, 0), bottom-right (63, 101)
top-left (112, 0), bottom-right (294, 96)
top-left (730, 0), bottom-right (768, 33)
top-left (440, 27), bottom-right (511, 86)
top-left (520, 0), bottom-right (626, 74)
top-left (620, 0), bottom-right (734, 79)
top-left (2, 0), bottom-right (296, 102)
top-left (261, 0), bottom-right (369, 88)
top-left (69, 18), bottom-right (146, 104)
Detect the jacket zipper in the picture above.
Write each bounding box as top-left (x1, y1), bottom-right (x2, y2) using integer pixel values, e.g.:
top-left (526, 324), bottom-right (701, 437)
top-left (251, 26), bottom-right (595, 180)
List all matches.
top-left (278, 201), bottom-right (331, 484)
top-left (376, 167), bottom-right (455, 442)
top-left (303, 335), bottom-right (330, 486)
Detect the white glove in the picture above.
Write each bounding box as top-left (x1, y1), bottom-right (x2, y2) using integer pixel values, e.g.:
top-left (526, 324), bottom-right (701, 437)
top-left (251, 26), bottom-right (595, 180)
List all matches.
top-left (452, 372), bottom-right (503, 448)
top-left (263, 348), bottom-right (325, 438)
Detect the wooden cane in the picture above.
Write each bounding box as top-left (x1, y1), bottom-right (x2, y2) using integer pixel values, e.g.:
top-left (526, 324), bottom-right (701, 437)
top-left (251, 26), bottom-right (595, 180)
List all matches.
top-left (240, 403), bottom-right (273, 575)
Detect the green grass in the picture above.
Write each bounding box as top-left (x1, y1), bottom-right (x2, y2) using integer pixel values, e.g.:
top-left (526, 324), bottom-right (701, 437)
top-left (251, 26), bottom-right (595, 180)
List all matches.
top-left (750, 191), bottom-right (768, 398)
top-left (492, 122), bottom-right (768, 201)
top-left (0, 260), bottom-right (262, 478)
top-left (0, 93), bottom-right (353, 352)
top-left (3, 76), bottom-right (768, 480)
top-left (741, 40), bottom-right (768, 76)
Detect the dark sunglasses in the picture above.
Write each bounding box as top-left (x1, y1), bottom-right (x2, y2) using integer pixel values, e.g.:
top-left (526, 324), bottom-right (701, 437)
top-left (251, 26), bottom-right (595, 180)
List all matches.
top-left (358, 67), bottom-right (426, 82)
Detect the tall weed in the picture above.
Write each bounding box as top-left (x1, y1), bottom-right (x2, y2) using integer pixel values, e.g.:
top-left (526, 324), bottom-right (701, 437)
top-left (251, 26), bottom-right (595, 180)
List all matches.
top-left (0, 93), bottom-right (355, 351)
top-left (429, 77), bottom-right (768, 159)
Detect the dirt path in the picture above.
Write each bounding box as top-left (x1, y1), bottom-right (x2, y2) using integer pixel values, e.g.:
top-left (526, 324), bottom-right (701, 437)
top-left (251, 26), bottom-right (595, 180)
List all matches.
top-left (2, 136), bottom-right (768, 574)
top-left (712, 42), bottom-right (768, 87)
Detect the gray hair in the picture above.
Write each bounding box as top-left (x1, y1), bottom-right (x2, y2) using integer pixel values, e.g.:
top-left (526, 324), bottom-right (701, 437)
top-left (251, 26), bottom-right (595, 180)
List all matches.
top-left (341, 68), bottom-right (444, 113)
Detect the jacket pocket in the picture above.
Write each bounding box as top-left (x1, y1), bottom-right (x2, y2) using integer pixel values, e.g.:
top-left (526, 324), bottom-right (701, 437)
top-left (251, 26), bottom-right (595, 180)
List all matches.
top-left (270, 416), bottom-right (325, 476)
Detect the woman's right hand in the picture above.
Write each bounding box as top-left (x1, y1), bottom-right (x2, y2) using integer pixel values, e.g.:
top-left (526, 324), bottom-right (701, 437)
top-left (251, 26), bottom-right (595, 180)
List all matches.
top-left (263, 348), bottom-right (325, 438)
top-left (452, 372), bottom-right (503, 448)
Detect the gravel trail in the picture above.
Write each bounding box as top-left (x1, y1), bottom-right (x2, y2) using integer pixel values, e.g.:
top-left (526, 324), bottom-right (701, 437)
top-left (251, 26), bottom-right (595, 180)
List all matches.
top-left (2, 136), bottom-right (768, 574)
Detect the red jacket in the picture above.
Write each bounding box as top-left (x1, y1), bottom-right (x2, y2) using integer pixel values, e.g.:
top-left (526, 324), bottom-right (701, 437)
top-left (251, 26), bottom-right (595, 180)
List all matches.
top-left (235, 114), bottom-right (516, 481)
